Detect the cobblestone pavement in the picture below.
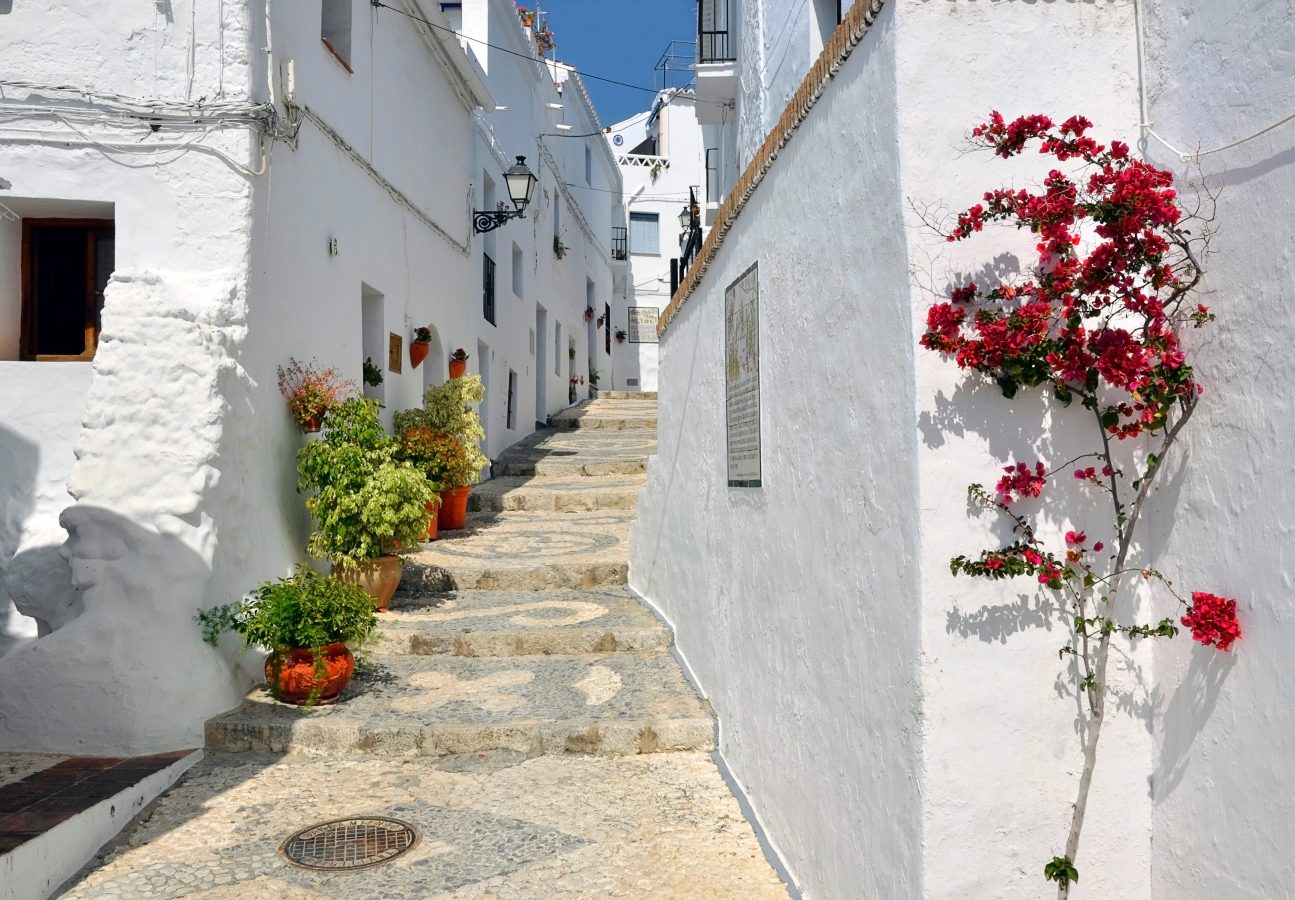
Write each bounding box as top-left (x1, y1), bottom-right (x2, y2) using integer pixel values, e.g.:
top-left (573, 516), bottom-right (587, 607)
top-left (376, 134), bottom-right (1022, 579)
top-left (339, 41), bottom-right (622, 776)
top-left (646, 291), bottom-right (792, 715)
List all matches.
top-left (61, 400), bottom-right (789, 899)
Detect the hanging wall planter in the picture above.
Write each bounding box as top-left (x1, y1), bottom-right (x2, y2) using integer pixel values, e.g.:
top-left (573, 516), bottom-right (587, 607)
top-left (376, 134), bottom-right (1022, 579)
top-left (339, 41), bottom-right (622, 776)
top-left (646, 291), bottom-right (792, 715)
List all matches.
top-left (449, 347), bottom-right (469, 380)
top-left (410, 327), bottom-right (432, 369)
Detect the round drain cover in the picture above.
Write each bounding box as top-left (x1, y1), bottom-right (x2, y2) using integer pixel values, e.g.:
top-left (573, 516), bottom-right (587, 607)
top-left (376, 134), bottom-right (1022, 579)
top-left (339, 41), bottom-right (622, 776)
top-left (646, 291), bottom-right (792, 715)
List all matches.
top-left (279, 816), bottom-right (419, 871)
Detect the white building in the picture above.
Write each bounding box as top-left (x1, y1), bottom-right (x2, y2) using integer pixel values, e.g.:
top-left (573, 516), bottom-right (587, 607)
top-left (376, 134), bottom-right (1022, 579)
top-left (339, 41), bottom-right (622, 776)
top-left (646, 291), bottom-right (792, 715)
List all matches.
top-left (605, 88), bottom-right (709, 393)
top-left (0, 0), bottom-right (618, 753)
top-left (632, 1), bottom-right (1295, 898)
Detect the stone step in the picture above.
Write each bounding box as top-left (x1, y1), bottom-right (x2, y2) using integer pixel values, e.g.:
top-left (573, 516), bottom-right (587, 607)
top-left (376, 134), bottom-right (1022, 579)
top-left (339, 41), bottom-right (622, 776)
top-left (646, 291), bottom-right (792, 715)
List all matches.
top-left (493, 429), bottom-right (656, 478)
top-left (593, 390), bottom-right (658, 400)
top-left (401, 510), bottom-right (632, 592)
top-left (205, 653), bottom-right (714, 758)
top-left (377, 587), bottom-right (670, 656)
top-left (467, 474), bottom-right (646, 512)
top-left (550, 402), bottom-right (657, 432)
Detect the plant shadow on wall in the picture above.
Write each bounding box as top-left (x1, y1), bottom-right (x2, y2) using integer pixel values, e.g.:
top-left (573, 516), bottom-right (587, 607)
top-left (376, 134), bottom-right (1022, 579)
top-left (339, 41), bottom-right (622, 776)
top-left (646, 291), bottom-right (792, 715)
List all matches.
top-left (915, 113), bottom-right (1241, 897)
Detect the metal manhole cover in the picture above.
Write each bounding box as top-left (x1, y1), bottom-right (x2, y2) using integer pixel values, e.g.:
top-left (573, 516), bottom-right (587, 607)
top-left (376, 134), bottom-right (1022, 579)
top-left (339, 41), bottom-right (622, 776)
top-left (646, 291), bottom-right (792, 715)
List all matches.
top-left (279, 816), bottom-right (419, 871)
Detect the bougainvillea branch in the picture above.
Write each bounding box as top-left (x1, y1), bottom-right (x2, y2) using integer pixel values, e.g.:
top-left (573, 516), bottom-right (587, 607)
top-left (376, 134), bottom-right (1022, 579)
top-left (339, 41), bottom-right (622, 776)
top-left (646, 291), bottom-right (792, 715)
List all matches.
top-left (920, 112), bottom-right (1241, 897)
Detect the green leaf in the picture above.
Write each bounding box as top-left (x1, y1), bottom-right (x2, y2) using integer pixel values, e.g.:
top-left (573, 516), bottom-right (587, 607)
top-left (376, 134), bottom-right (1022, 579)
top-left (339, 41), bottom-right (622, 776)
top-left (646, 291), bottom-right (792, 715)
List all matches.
top-left (1054, 384), bottom-right (1073, 406)
top-left (997, 375), bottom-right (1019, 399)
top-left (1100, 409), bottom-right (1120, 429)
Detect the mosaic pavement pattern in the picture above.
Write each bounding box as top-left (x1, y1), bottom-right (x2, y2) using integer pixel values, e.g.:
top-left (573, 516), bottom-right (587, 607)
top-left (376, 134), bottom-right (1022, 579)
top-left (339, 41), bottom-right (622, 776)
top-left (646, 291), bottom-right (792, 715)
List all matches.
top-left (63, 398), bottom-right (789, 898)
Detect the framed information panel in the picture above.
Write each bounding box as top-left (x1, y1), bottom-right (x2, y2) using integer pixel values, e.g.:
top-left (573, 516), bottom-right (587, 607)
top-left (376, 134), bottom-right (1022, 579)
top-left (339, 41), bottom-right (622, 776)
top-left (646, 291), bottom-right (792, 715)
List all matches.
top-left (724, 262), bottom-right (760, 488)
top-left (627, 306), bottom-right (659, 343)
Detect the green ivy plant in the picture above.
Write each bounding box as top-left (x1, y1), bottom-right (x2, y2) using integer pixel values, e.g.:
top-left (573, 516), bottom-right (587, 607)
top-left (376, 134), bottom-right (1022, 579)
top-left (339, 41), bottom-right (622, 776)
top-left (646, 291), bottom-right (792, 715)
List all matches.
top-left (297, 397), bottom-right (435, 569)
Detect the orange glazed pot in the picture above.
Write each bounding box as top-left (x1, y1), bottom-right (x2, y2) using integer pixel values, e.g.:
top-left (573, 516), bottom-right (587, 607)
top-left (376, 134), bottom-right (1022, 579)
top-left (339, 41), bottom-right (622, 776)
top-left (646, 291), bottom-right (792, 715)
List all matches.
top-left (410, 339), bottom-right (430, 369)
top-left (424, 499), bottom-right (440, 541)
top-left (448, 358), bottom-right (468, 379)
top-left (265, 642), bottom-right (354, 705)
top-left (438, 486), bottom-right (471, 530)
top-left (333, 556), bottom-right (402, 612)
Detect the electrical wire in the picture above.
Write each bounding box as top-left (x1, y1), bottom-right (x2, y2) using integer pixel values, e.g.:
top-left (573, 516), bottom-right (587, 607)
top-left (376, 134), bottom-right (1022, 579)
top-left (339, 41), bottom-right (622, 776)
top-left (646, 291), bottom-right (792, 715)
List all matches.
top-left (369, 0), bottom-right (726, 106)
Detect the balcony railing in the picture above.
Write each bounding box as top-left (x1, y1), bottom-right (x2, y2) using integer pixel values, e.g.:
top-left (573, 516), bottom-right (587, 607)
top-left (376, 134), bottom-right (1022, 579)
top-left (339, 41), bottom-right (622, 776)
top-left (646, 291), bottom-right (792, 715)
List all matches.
top-left (612, 226), bottom-right (628, 261)
top-left (483, 252), bottom-right (496, 326)
top-left (698, 0), bottom-right (735, 63)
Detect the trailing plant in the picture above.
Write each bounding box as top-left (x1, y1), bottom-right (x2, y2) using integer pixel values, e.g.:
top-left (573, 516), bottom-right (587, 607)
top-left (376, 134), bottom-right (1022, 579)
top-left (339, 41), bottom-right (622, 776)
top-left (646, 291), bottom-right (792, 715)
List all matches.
top-left (196, 565), bottom-right (376, 705)
top-left (276, 358), bottom-right (356, 430)
top-left (362, 356), bottom-right (383, 387)
top-left (297, 397), bottom-right (435, 568)
top-left (553, 235), bottom-right (568, 260)
top-left (917, 112), bottom-right (1239, 897)
top-left (391, 376), bottom-right (489, 483)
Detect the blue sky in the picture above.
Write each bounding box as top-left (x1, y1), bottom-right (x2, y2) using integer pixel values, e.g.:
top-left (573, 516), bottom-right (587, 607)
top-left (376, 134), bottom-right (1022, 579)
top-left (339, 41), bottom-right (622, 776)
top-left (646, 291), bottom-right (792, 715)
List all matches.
top-left (538, 0), bottom-right (697, 125)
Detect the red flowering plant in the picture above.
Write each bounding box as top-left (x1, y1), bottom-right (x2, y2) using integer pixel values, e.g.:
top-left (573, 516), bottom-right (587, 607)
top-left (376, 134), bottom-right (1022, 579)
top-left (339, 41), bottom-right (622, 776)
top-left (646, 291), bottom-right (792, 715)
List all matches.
top-left (922, 112), bottom-right (1239, 897)
top-left (277, 358), bottom-right (357, 432)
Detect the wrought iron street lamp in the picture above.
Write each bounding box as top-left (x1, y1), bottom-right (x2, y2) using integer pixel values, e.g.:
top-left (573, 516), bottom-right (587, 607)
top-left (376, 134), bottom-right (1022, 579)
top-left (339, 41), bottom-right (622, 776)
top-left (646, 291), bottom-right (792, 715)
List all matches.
top-left (473, 156), bottom-right (538, 234)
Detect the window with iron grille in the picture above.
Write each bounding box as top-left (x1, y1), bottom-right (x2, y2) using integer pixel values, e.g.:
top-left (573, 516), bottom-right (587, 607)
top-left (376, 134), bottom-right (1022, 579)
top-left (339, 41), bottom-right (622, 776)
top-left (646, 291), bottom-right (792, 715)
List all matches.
top-left (483, 253), bottom-right (496, 325)
top-left (612, 226), bottom-right (628, 260)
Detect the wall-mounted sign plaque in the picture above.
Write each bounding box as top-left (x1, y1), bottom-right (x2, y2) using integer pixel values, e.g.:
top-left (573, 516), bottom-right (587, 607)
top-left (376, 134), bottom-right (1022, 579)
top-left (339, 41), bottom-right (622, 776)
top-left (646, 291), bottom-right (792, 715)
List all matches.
top-left (627, 306), bottom-right (659, 343)
top-left (725, 262), bottom-right (760, 488)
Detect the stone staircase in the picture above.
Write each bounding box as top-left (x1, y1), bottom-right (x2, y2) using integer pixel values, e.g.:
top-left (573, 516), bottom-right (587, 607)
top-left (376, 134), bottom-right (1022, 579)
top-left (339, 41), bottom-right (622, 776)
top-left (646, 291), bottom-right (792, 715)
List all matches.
top-left (65, 398), bottom-right (788, 898)
top-left (206, 396), bottom-right (714, 761)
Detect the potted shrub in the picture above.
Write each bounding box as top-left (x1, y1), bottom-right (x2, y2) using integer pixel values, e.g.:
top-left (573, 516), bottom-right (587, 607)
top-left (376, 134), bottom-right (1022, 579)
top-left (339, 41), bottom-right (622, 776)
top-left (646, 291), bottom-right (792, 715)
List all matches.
top-left (197, 565), bottom-right (377, 706)
top-left (297, 398), bottom-right (435, 610)
top-left (392, 376), bottom-right (489, 531)
top-left (615, 328), bottom-right (627, 344)
top-left (396, 424), bottom-right (445, 540)
top-left (449, 347), bottom-right (470, 380)
top-left (410, 326), bottom-right (433, 369)
top-left (277, 358), bottom-right (355, 432)
top-left (363, 357), bottom-right (384, 388)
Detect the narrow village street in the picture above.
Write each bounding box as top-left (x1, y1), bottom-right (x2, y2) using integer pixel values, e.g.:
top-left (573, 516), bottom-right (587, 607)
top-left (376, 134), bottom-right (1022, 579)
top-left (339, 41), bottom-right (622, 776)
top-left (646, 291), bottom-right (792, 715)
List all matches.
top-left (58, 398), bottom-right (788, 899)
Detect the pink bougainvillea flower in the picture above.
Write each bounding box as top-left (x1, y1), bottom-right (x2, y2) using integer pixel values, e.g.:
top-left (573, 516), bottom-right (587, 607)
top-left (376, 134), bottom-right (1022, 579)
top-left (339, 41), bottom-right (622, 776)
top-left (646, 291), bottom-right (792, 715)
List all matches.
top-left (1065, 530), bottom-right (1087, 545)
top-left (1092, 541), bottom-right (1104, 553)
top-left (996, 462), bottom-right (1047, 504)
top-left (1181, 592), bottom-right (1242, 652)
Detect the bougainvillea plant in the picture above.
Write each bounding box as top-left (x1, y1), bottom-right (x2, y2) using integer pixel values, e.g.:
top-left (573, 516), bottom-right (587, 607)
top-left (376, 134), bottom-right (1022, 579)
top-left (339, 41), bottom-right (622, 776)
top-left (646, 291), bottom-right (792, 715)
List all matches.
top-left (276, 357), bottom-right (356, 431)
top-left (920, 112), bottom-right (1241, 897)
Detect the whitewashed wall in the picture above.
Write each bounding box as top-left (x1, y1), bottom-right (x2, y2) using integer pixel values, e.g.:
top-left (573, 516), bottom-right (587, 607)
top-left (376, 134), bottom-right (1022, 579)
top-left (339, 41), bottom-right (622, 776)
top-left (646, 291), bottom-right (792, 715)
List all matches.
top-left (0, 0), bottom-right (259, 752)
top-left (896, 3), bottom-right (1152, 898)
top-left (1140, 3), bottom-right (1295, 898)
top-left (630, 6), bottom-right (924, 896)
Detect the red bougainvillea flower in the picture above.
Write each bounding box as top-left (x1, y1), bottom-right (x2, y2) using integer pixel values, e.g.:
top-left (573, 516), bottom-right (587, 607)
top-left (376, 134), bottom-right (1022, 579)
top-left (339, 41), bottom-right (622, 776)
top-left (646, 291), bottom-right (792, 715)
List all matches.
top-left (1092, 541), bottom-right (1104, 553)
top-left (996, 462), bottom-right (1047, 504)
top-left (1181, 592), bottom-right (1242, 651)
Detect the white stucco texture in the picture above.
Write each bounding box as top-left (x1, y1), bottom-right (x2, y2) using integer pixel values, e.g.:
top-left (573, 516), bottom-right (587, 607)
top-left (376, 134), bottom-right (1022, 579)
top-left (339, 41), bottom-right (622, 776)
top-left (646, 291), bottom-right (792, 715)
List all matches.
top-left (1140, 3), bottom-right (1295, 898)
top-left (632, 6), bottom-right (923, 898)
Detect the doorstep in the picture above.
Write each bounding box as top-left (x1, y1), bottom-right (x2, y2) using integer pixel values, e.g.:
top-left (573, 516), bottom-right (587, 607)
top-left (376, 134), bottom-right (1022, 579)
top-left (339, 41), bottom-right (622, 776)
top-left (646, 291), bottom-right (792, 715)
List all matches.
top-left (0, 749), bottom-right (200, 900)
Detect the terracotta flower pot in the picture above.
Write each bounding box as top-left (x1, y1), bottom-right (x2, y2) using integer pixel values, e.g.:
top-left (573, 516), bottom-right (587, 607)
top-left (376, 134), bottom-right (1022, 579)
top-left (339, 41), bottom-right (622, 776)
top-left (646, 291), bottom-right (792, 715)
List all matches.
top-left (265, 642), bottom-right (354, 705)
top-left (425, 499), bottom-right (440, 541)
top-left (302, 414), bottom-right (322, 433)
top-left (448, 358), bottom-right (468, 379)
top-left (333, 555), bottom-right (403, 612)
top-left (410, 339), bottom-right (430, 369)
top-left (438, 486), bottom-right (471, 530)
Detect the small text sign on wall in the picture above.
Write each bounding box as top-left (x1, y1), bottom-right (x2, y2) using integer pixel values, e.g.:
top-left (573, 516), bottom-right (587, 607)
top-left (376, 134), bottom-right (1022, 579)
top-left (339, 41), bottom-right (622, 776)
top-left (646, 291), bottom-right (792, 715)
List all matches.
top-left (725, 262), bottom-right (760, 487)
top-left (627, 306), bottom-right (659, 343)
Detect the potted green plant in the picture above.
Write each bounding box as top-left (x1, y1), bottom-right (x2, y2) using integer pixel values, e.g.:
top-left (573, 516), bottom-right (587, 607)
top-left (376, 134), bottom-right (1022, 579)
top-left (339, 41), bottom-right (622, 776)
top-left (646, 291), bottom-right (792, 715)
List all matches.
top-left (410, 326), bottom-right (433, 369)
top-left (568, 346), bottom-right (576, 360)
top-left (197, 565), bottom-right (377, 706)
top-left (615, 328), bottom-right (627, 343)
top-left (392, 376), bottom-right (489, 531)
top-left (449, 347), bottom-right (469, 379)
top-left (396, 424), bottom-right (446, 540)
top-left (297, 397), bottom-right (435, 610)
top-left (553, 235), bottom-right (568, 260)
top-left (277, 358), bottom-right (356, 432)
